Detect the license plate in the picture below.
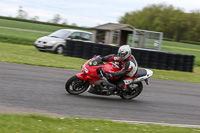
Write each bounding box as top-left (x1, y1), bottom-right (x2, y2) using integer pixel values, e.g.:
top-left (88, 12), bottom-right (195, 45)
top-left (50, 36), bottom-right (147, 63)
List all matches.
top-left (37, 44), bottom-right (44, 47)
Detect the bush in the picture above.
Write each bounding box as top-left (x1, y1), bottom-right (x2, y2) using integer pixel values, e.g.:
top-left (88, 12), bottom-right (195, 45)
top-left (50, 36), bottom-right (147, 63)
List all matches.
top-left (163, 38), bottom-right (174, 41)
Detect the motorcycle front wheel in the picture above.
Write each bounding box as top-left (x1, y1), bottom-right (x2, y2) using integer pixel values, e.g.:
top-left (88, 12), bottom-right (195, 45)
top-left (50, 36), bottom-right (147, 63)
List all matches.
top-left (65, 75), bottom-right (89, 95)
top-left (120, 82), bottom-right (143, 100)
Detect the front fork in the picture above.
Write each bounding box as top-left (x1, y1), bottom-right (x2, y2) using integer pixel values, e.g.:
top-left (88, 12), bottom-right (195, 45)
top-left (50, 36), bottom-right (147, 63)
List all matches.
top-left (76, 73), bottom-right (88, 81)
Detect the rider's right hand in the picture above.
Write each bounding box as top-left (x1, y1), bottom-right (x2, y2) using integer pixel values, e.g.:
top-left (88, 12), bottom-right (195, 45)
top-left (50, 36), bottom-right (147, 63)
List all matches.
top-left (101, 69), bottom-right (109, 79)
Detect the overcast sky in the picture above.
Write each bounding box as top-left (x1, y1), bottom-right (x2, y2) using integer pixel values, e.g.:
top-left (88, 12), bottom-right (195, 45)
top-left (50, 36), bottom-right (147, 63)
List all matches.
top-left (0, 0), bottom-right (200, 27)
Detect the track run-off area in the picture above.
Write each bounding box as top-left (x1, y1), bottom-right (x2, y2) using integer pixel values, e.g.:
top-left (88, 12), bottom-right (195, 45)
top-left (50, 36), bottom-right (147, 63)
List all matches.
top-left (0, 62), bottom-right (200, 128)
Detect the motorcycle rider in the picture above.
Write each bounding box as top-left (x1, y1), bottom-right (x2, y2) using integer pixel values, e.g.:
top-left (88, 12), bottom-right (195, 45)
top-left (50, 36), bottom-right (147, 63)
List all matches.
top-left (102, 45), bottom-right (138, 93)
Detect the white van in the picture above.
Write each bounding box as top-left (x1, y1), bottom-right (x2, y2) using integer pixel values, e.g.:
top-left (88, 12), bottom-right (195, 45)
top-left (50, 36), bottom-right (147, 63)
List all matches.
top-left (34, 29), bottom-right (92, 54)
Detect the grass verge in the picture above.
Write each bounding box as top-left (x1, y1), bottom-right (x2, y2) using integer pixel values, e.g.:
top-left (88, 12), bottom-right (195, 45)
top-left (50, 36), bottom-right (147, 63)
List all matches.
top-left (0, 28), bottom-right (48, 45)
top-left (0, 42), bottom-right (200, 83)
top-left (0, 114), bottom-right (199, 133)
top-left (0, 42), bottom-right (86, 70)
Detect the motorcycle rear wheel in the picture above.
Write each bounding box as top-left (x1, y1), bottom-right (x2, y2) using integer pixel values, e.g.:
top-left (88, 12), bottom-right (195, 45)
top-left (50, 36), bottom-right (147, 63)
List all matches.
top-left (65, 75), bottom-right (89, 95)
top-left (120, 82), bottom-right (143, 100)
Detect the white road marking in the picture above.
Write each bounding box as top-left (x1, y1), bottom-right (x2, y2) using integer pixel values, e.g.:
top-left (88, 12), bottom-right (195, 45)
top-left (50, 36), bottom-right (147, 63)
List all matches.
top-left (113, 120), bottom-right (200, 128)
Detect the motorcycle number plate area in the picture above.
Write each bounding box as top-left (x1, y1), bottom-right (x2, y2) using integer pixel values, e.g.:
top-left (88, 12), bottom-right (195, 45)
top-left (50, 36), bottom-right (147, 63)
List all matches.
top-left (145, 79), bottom-right (149, 85)
top-left (123, 79), bottom-right (133, 84)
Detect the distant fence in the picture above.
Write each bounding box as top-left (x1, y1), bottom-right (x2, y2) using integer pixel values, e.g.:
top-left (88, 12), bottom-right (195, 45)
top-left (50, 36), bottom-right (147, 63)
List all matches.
top-left (64, 40), bottom-right (195, 72)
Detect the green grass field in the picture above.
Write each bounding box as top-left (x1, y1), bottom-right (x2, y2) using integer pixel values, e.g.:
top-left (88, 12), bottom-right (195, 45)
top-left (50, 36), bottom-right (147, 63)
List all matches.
top-left (0, 18), bottom-right (200, 66)
top-left (0, 114), bottom-right (199, 133)
top-left (162, 41), bottom-right (200, 66)
top-left (0, 42), bottom-right (86, 70)
top-left (0, 18), bottom-right (200, 132)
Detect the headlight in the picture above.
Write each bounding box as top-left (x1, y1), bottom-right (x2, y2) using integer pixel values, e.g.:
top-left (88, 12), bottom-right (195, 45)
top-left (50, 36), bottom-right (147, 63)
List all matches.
top-left (84, 68), bottom-right (89, 73)
top-left (82, 65), bottom-right (89, 73)
top-left (35, 39), bottom-right (39, 43)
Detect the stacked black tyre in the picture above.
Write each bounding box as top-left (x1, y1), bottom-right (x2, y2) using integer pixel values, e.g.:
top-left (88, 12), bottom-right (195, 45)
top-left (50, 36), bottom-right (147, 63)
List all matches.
top-left (183, 55), bottom-right (195, 72)
top-left (92, 43), bottom-right (102, 57)
top-left (132, 48), bottom-right (141, 66)
top-left (64, 40), bottom-right (74, 56)
top-left (139, 49), bottom-right (150, 68)
top-left (157, 51), bottom-right (167, 70)
top-left (82, 42), bottom-right (94, 59)
top-left (148, 51), bottom-right (158, 69)
top-left (111, 46), bottom-right (119, 54)
top-left (174, 54), bottom-right (184, 71)
top-left (72, 41), bottom-right (84, 58)
top-left (63, 40), bottom-right (195, 72)
top-left (101, 45), bottom-right (112, 57)
top-left (166, 53), bottom-right (176, 70)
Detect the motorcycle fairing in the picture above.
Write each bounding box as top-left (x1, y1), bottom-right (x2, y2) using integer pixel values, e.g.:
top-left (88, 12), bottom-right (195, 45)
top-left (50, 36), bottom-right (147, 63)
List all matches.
top-left (88, 79), bottom-right (116, 96)
top-left (133, 69), bottom-right (153, 83)
top-left (76, 73), bottom-right (101, 82)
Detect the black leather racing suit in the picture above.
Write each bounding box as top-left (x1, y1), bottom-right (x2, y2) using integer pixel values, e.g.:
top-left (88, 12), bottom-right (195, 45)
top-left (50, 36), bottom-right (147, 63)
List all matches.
top-left (102, 54), bottom-right (138, 91)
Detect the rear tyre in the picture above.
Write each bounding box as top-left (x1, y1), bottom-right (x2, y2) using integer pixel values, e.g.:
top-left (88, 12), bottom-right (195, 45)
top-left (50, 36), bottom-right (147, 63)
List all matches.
top-left (55, 45), bottom-right (64, 54)
top-left (120, 82), bottom-right (143, 100)
top-left (65, 75), bottom-right (89, 95)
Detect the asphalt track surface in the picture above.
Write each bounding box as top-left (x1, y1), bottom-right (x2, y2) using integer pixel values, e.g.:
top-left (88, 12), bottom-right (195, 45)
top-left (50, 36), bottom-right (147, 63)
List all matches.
top-left (0, 62), bottom-right (200, 126)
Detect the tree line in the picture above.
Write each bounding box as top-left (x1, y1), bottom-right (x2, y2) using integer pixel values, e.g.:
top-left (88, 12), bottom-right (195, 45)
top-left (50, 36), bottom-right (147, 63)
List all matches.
top-left (119, 4), bottom-right (200, 43)
top-left (16, 6), bottom-right (77, 26)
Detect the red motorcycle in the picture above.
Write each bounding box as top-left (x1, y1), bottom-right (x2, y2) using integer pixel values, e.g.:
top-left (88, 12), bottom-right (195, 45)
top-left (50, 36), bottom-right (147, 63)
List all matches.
top-left (65, 56), bottom-right (153, 100)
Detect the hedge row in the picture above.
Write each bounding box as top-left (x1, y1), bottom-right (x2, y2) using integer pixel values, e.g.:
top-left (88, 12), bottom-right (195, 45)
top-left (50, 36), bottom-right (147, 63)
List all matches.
top-left (163, 38), bottom-right (175, 41)
top-left (163, 38), bottom-right (200, 45)
top-left (0, 16), bottom-right (91, 31)
top-left (179, 40), bottom-right (200, 45)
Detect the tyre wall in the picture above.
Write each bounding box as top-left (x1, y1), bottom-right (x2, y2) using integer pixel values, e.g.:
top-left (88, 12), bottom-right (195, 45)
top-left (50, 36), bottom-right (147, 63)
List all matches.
top-left (64, 40), bottom-right (195, 72)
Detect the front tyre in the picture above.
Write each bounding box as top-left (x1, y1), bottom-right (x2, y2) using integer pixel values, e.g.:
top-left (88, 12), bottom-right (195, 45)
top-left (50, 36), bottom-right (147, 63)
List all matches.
top-left (55, 45), bottom-right (64, 54)
top-left (120, 82), bottom-right (143, 100)
top-left (65, 75), bottom-right (89, 95)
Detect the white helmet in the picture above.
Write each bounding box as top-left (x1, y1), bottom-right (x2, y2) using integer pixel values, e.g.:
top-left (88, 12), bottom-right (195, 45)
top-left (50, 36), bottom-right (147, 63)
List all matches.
top-left (118, 45), bottom-right (131, 61)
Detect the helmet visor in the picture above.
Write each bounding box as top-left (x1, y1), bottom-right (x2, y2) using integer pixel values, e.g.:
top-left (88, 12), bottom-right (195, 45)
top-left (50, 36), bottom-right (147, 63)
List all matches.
top-left (119, 53), bottom-right (126, 57)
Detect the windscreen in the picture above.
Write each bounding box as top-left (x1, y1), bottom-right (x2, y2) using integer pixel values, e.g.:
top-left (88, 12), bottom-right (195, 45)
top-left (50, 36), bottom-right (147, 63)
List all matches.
top-left (48, 30), bottom-right (71, 39)
top-left (88, 57), bottom-right (104, 66)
